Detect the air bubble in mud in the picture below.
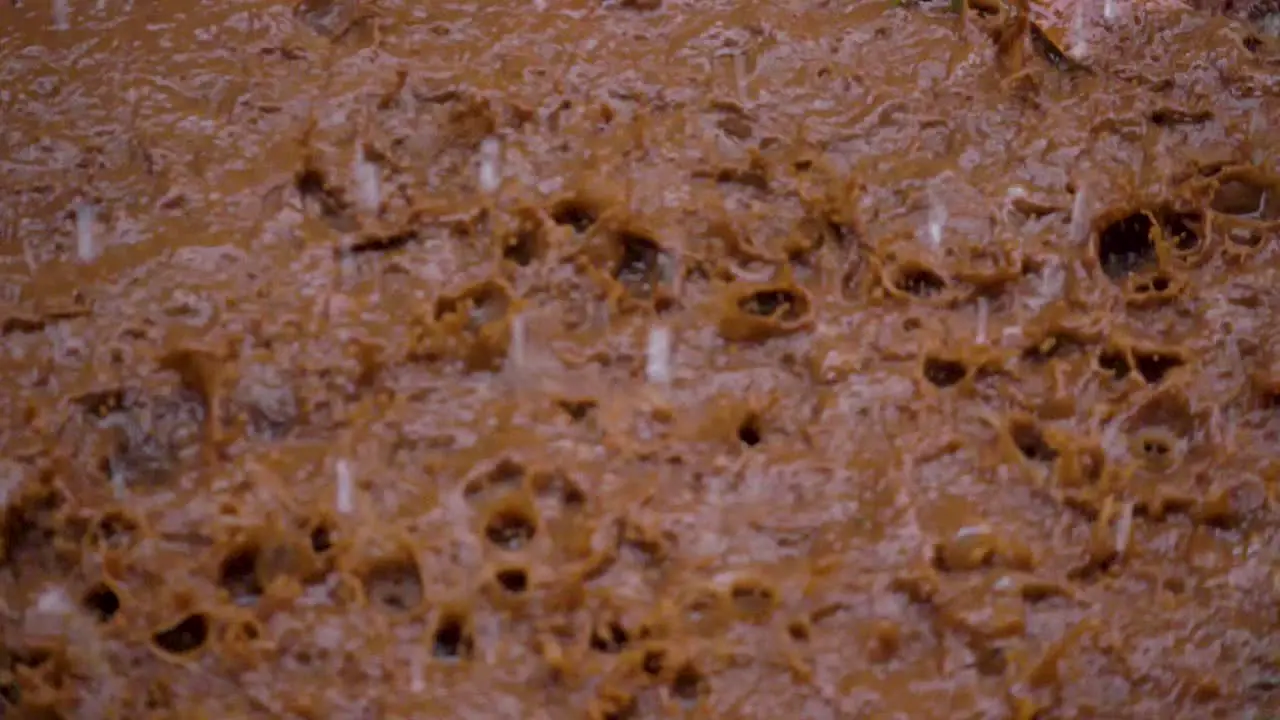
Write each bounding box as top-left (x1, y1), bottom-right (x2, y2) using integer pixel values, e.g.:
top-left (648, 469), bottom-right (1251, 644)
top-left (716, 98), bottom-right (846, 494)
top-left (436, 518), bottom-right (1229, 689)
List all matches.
top-left (484, 504), bottom-right (537, 550)
top-left (550, 198), bottom-right (599, 233)
top-left (433, 612), bottom-right (474, 660)
top-left (82, 583), bottom-right (120, 622)
top-left (1135, 429), bottom-right (1178, 469)
top-left (494, 566), bottom-right (529, 594)
top-left (737, 413), bottom-right (763, 447)
top-left (309, 521), bottom-right (335, 554)
top-left (890, 263), bottom-right (947, 298)
top-left (589, 620), bottom-right (630, 653)
top-left (153, 613), bottom-right (209, 655)
top-left (672, 662), bottom-right (708, 704)
top-left (502, 209), bottom-right (547, 267)
top-left (611, 230), bottom-right (666, 298)
top-left (739, 289), bottom-right (804, 320)
top-left (361, 556), bottom-right (424, 612)
top-left (218, 544), bottom-right (263, 603)
top-left (923, 356), bottom-right (967, 388)
top-left (719, 283), bottom-right (814, 341)
top-left (1010, 419), bottom-right (1057, 463)
top-left (642, 648), bottom-right (666, 675)
top-left (1098, 348), bottom-right (1131, 380)
top-left (1098, 212), bottom-right (1157, 279)
top-left (1159, 209), bottom-right (1203, 252)
top-left (1133, 349), bottom-right (1185, 384)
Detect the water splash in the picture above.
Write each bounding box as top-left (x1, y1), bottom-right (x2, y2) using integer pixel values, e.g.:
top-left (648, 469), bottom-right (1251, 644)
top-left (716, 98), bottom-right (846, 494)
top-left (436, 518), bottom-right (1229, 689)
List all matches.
top-left (478, 137), bottom-right (501, 194)
top-left (645, 325), bottom-right (672, 384)
top-left (975, 298), bottom-right (989, 345)
top-left (927, 196), bottom-right (947, 250)
top-left (53, 0), bottom-right (70, 29)
top-left (1114, 500), bottom-right (1134, 557)
top-left (335, 459), bottom-right (354, 514)
top-left (1069, 2), bottom-right (1090, 57)
top-left (1069, 185), bottom-right (1090, 245)
top-left (75, 201), bottom-right (97, 262)
top-left (508, 313), bottom-right (526, 371)
top-left (353, 146), bottom-right (380, 213)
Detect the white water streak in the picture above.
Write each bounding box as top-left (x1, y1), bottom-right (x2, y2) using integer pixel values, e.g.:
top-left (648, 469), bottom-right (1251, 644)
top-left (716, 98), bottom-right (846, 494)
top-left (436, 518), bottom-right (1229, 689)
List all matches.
top-left (927, 199), bottom-right (946, 249)
top-left (335, 459), bottom-right (354, 514)
top-left (1069, 186), bottom-right (1090, 245)
top-left (53, 0), bottom-right (70, 29)
top-left (508, 313), bottom-right (526, 371)
top-left (75, 202), bottom-right (97, 262)
top-left (479, 137), bottom-right (501, 194)
top-left (1114, 501), bottom-right (1134, 556)
top-left (645, 325), bottom-right (672, 384)
top-left (353, 146), bottom-right (380, 213)
top-left (1070, 2), bottom-right (1090, 57)
top-left (976, 298), bottom-right (989, 345)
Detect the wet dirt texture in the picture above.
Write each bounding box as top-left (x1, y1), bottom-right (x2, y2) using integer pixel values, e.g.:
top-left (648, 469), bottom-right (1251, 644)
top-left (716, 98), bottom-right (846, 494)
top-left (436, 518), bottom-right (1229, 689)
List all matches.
top-left (2, 0), bottom-right (1280, 718)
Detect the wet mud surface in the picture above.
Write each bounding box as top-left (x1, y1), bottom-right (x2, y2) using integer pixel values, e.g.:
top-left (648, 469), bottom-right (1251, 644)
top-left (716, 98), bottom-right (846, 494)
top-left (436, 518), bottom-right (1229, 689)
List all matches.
top-left (1, 1), bottom-right (1280, 718)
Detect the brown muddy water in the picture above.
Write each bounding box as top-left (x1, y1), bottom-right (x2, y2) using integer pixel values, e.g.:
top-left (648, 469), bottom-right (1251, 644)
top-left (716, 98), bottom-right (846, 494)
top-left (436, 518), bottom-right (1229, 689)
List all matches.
top-left (1, 1), bottom-right (1279, 718)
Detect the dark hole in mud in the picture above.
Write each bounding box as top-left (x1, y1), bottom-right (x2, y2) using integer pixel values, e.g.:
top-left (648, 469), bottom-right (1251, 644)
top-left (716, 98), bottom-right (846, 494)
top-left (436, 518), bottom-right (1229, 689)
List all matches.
top-left (82, 584), bottom-right (120, 622)
top-left (556, 398), bottom-right (597, 422)
top-left (923, 356), bottom-right (967, 388)
top-left (363, 558), bottom-right (423, 612)
top-left (1142, 437), bottom-right (1171, 457)
top-left (1023, 332), bottom-right (1083, 362)
top-left (1161, 212), bottom-right (1202, 251)
top-left (1011, 421), bottom-right (1058, 463)
top-left (1098, 350), bottom-right (1131, 380)
top-left (433, 614), bottom-right (473, 659)
top-left (503, 229), bottom-right (539, 266)
top-left (484, 508), bottom-right (536, 549)
top-left (590, 620), bottom-right (630, 653)
top-left (1134, 351), bottom-right (1184, 384)
top-left (153, 613), bottom-right (209, 655)
top-left (737, 414), bottom-right (762, 447)
top-left (672, 663), bottom-right (707, 703)
top-left (738, 289), bottom-right (803, 321)
top-left (550, 199), bottom-right (598, 233)
top-left (310, 523), bottom-right (334, 554)
top-left (1099, 213), bottom-right (1156, 279)
top-left (495, 567), bottom-right (529, 594)
top-left (613, 231), bottom-right (664, 296)
top-left (893, 266), bottom-right (947, 298)
top-left (218, 545), bottom-right (262, 603)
